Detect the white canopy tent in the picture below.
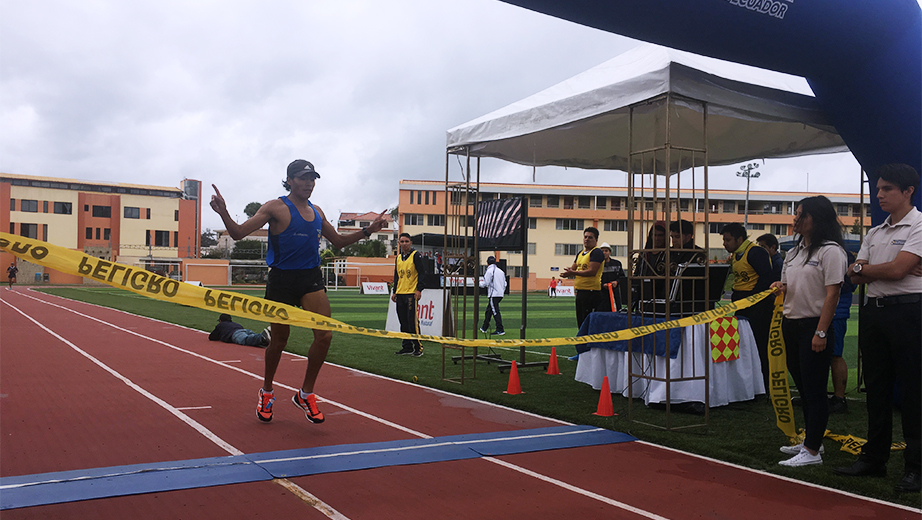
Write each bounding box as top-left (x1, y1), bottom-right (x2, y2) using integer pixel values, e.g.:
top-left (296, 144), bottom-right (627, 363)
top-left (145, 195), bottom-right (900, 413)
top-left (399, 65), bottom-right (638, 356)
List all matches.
top-left (446, 44), bottom-right (847, 171)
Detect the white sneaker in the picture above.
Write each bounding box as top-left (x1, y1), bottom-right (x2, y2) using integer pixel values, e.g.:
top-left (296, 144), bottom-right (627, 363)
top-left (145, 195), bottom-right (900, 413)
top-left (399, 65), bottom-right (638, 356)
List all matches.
top-left (778, 448), bottom-right (823, 467)
top-left (780, 443), bottom-right (824, 455)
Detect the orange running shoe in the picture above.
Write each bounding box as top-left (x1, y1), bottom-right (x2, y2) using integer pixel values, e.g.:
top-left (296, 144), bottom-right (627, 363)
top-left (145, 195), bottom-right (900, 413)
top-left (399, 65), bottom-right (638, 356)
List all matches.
top-left (292, 393), bottom-right (325, 424)
top-left (256, 388), bottom-right (274, 422)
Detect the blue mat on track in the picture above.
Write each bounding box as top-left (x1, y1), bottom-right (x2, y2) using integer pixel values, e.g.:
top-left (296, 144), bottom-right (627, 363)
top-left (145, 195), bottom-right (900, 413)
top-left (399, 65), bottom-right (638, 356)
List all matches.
top-left (1, 425), bottom-right (634, 510)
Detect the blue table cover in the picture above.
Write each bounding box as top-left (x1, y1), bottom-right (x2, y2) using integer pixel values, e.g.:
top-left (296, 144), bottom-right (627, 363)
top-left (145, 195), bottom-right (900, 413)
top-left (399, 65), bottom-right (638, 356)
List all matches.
top-left (576, 311), bottom-right (682, 358)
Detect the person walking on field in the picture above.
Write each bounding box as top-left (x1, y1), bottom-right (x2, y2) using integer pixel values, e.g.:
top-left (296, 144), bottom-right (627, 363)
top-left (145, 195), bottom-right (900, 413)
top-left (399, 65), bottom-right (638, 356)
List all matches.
top-left (392, 233), bottom-right (426, 356)
top-left (770, 196), bottom-right (848, 468)
top-left (479, 256), bottom-right (506, 336)
top-left (549, 277), bottom-right (558, 298)
top-left (835, 163), bottom-right (922, 493)
top-left (210, 159), bottom-right (386, 424)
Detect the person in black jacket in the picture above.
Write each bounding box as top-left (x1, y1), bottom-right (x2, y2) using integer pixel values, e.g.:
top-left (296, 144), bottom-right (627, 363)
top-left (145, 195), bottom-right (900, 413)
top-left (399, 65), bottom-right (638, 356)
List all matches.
top-left (209, 314), bottom-right (269, 347)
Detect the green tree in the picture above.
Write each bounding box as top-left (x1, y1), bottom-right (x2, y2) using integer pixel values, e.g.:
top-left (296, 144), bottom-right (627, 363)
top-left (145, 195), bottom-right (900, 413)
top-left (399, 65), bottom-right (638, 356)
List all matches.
top-left (244, 202), bottom-right (262, 218)
top-left (200, 228), bottom-right (218, 247)
top-left (340, 240), bottom-right (387, 258)
top-left (231, 239), bottom-right (264, 259)
top-left (850, 217), bottom-right (863, 235)
top-left (320, 249), bottom-right (337, 266)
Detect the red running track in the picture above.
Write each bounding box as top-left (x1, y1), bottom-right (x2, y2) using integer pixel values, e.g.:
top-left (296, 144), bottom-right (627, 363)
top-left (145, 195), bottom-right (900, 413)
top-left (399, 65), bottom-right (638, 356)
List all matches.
top-left (0, 288), bottom-right (917, 519)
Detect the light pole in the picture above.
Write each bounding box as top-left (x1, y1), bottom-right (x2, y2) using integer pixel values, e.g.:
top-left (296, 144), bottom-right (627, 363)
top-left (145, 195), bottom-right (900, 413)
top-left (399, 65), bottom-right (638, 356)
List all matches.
top-left (737, 162), bottom-right (761, 228)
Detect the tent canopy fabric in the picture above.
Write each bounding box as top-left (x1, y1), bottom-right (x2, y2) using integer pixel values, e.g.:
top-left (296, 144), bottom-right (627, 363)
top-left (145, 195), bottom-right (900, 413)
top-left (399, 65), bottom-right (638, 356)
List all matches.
top-left (447, 44), bottom-right (847, 172)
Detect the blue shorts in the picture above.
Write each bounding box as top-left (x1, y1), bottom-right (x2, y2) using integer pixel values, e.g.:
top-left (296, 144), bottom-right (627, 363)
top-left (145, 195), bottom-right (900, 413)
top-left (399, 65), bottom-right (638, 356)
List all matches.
top-left (831, 317), bottom-right (847, 357)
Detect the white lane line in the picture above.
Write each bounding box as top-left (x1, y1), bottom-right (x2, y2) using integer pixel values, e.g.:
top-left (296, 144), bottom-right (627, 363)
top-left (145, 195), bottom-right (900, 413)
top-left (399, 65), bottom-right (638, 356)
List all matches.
top-left (1, 298), bottom-right (350, 520)
top-left (176, 406), bottom-right (213, 411)
top-left (22, 289), bottom-right (920, 515)
top-left (15, 291), bottom-right (430, 439)
top-left (3, 300), bottom-right (243, 456)
top-left (12, 291), bottom-right (674, 518)
top-left (484, 456), bottom-right (672, 520)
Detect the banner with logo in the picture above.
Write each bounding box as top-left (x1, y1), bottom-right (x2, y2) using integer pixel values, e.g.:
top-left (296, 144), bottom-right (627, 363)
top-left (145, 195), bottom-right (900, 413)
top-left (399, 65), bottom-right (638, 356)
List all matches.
top-left (361, 282), bottom-right (389, 295)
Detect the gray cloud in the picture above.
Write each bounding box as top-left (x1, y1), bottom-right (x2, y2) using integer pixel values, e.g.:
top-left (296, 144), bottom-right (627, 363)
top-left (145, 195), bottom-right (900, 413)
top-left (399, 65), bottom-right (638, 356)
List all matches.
top-left (1, 0), bottom-right (860, 233)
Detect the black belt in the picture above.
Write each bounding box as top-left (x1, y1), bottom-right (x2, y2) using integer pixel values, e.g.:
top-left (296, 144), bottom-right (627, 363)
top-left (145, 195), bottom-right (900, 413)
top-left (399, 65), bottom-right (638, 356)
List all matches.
top-left (866, 294), bottom-right (922, 307)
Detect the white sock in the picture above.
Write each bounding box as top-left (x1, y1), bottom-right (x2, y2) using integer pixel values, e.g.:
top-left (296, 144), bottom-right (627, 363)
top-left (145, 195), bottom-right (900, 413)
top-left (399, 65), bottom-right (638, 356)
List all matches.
top-left (300, 390), bottom-right (312, 400)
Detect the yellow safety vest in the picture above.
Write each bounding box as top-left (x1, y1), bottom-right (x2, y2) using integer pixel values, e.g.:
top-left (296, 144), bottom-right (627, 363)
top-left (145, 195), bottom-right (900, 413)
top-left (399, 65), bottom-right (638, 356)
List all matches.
top-left (574, 247), bottom-right (603, 291)
top-left (731, 240), bottom-right (760, 292)
top-left (395, 251), bottom-right (420, 294)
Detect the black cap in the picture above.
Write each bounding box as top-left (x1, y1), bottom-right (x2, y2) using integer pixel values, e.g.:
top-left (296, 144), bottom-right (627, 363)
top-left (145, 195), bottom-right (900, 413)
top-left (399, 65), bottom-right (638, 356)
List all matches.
top-left (287, 159), bottom-right (320, 179)
top-left (487, 256), bottom-right (496, 265)
top-left (218, 313), bottom-right (232, 322)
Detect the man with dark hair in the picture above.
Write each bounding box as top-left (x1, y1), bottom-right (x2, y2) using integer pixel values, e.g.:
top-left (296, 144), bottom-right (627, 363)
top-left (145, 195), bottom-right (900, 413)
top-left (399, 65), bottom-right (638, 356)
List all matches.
top-left (209, 314), bottom-right (270, 347)
top-left (836, 163), bottom-right (921, 493)
top-left (479, 255), bottom-right (507, 336)
top-left (756, 233), bottom-right (783, 282)
top-left (669, 219), bottom-right (705, 268)
top-left (562, 226), bottom-right (604, 328)
top-left (721, 222), bottom-right (774, 391)
top-left (392, 233), bottom-right (427, 356)
top-left (211, 159), bottom-right (387, 424)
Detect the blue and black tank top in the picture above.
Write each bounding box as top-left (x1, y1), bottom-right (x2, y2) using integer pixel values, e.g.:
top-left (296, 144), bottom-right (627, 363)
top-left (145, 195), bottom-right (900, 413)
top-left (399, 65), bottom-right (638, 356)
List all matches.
top-left (267, 196), bottom-right (322, 270)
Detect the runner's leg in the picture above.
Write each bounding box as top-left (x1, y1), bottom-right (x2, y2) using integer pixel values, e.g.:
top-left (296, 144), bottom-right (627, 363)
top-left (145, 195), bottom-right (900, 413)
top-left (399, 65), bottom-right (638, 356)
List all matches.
top-left (299, 289), bottom-right (333, 393)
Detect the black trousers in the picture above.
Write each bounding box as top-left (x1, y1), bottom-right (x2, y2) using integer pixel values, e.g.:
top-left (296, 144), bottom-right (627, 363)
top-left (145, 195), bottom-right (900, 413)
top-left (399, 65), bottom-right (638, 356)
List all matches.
top-left (858, 301), bottom-right (921, 471)
top-left (737, 298), bottom-right (774, 392)
top-left (783, 316), bottom-right (833, 453)
top-left (395, 294), bottom-right (422, 350)
top-left (482, 296), bottom-right (504, 333)
top-left (575, 289), bottom-right (601, 329)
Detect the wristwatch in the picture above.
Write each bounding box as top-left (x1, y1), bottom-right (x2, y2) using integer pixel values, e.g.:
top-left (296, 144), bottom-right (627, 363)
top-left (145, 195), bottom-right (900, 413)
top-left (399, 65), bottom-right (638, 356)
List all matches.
top-left (852, 263), bottom-right (863, 274)
top-left (814, 330), bottom-right (827, 339)
top-left (361, 227), bottom-right (371, 238)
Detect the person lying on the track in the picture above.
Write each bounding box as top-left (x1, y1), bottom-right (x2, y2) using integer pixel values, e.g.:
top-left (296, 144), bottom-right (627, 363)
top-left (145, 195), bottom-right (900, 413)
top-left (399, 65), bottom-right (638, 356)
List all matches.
top-left (209, 313), bottom-right (269, 348)
top-left (210, 159), bottom-right (387, 424)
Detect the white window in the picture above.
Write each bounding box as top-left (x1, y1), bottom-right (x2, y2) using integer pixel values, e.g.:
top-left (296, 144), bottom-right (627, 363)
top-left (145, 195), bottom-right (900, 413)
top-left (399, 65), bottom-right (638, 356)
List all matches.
top-left (555, 219), bottom-right (584, 231)
top-left (604, 220), bottom-right (627, 232)
top-left (555, 243), bottom-right (581, 256)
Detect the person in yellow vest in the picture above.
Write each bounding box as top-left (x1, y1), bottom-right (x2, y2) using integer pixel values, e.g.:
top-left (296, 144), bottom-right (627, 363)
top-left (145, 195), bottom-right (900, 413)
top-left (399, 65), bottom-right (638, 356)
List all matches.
top-left (721, 222), bottom-right (775, 392)
top-left (392, 233), bottom-right (427, 357)
top-left (562, 227), bottom-right (604, 328)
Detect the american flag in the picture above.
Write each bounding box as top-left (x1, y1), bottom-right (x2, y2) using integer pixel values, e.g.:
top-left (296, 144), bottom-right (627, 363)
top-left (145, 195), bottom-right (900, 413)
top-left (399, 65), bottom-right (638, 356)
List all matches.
top-left (477, 197), bottom-right (525, 251)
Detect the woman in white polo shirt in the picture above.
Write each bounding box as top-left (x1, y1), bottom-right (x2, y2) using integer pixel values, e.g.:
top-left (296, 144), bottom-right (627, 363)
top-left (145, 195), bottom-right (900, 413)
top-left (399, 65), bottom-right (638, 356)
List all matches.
top-left (770, 196), bottom-right (848, 467)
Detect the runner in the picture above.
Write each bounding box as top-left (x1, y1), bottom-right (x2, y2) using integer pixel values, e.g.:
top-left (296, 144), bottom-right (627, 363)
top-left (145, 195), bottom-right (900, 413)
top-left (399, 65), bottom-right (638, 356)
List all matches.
top-left (210, 159), bottom-right (386, 423)
top-left (7, 262), bottom-right (18, 289)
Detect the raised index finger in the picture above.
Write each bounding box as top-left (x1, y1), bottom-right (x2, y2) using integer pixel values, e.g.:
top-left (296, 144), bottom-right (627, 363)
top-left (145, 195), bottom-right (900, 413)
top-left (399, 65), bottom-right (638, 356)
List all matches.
top-left (212, 184), bottom-right (224, 198)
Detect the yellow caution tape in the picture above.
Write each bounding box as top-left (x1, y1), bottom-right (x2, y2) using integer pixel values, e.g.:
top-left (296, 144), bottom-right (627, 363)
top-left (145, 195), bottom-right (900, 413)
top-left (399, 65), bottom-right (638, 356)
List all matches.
top-left (0, 233), bottom-right (774, 348)
top-left (825, 432), bottom-right (906, 454)
top-left (767, 294), bottom-right (797, 439)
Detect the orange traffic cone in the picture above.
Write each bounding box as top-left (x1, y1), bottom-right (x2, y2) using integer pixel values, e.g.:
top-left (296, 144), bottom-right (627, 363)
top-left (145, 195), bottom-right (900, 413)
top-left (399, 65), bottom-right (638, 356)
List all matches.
top-left (504, 361), bottom-right (523, 395)
top-left (593, 376), bottom-right (615, 417)
top-left (546, 347), bottom-right (561, 375)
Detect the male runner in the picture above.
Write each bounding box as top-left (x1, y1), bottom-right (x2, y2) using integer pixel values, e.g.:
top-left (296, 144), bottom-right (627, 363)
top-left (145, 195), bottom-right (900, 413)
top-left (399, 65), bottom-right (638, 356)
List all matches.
top-left (7, 262), bottom-right (18, 289)
top-left (211, 159), bottom-right (386, 424)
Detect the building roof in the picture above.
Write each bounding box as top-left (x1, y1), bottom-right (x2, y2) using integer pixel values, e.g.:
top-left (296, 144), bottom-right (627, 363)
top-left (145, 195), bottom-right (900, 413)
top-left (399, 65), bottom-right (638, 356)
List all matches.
top-left (1, 172), bottom-right (185, 194)
top-left (399, 179), bottom-right (869, 203)
top-left (338, 211), bottom-right (394, 223)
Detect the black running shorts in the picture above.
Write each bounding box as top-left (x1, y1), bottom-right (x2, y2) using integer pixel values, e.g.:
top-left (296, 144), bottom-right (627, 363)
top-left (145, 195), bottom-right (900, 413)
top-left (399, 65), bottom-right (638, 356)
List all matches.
top-left (265, 267), bottom-right (325, 307)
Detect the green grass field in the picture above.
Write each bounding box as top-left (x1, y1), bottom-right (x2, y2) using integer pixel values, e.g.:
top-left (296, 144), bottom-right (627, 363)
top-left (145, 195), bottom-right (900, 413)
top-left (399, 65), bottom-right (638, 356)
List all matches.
top-left (34, 285), bottom-right (918, 507)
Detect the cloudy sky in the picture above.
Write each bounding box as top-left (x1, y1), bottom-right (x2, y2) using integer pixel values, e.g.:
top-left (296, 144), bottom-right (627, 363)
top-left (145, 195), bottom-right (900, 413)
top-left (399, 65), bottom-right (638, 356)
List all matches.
top-left (1, 0), bottom-right (863, 233)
